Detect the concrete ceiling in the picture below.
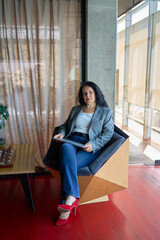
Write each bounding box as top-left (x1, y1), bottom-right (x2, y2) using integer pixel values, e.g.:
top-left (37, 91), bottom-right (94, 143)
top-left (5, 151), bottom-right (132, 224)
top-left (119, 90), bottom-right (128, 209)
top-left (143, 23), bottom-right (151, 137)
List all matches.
top-left (118, 0), bottom-right (143, 17)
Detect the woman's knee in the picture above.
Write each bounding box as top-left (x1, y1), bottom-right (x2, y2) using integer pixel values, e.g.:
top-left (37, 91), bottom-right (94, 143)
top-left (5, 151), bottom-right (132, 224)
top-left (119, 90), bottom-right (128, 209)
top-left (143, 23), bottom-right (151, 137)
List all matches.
top-left (60, 143), bottom-right (74, 153)
top-left (60, 143), bottom-right (75, 164)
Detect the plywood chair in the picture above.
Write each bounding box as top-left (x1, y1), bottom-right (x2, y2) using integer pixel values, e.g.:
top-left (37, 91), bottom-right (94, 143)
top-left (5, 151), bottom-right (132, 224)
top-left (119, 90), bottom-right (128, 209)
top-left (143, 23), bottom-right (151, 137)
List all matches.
top-left (44, 125), bottom-right (129, 204)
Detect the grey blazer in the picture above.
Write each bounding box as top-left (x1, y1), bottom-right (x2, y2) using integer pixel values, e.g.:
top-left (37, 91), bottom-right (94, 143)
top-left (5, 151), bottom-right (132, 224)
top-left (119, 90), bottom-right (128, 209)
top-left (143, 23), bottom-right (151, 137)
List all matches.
top-left (58, 105), bottom-right (114, 153)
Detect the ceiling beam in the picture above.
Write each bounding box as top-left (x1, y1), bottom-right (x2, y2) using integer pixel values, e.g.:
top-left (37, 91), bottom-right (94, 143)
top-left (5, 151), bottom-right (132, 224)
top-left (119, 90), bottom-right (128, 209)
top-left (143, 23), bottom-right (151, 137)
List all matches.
top-left (118, 0), bottom-right (144, 17)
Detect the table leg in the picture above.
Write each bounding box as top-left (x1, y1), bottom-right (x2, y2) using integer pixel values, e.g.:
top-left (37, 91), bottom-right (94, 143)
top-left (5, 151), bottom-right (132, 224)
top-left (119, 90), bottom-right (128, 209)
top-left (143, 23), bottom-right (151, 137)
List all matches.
top-left (19, 173), bottom-right (35, 212)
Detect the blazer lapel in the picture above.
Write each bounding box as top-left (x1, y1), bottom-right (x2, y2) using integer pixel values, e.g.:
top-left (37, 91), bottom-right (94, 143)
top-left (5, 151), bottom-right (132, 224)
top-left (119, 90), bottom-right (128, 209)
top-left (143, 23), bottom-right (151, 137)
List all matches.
top-left (88, 105), bottom-right (100, 128)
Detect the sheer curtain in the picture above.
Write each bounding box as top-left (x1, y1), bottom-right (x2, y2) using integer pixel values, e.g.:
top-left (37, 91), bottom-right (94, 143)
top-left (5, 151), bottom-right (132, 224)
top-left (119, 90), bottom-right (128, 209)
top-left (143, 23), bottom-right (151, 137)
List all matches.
top-left (0, 0), bottom-right (81, 167)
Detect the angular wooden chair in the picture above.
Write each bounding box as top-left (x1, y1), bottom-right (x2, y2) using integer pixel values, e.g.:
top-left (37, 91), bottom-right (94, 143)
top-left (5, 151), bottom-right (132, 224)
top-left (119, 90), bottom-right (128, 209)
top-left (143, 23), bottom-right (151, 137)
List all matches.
top-left (44, 125), bottom-right (129, 204)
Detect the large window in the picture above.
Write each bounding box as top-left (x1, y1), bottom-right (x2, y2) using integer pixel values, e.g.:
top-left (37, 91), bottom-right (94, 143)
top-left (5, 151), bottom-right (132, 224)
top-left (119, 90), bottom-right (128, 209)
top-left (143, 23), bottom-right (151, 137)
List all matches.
top-left (116, 1), bottom-right (160, 141)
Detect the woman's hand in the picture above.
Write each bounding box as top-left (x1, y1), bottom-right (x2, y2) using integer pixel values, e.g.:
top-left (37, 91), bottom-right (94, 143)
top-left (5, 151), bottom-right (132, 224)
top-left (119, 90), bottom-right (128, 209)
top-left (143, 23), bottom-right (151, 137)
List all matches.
top-left (53, 133), bottom-right (64, 142)
top-left (83, 142), bottom-right (93, 152)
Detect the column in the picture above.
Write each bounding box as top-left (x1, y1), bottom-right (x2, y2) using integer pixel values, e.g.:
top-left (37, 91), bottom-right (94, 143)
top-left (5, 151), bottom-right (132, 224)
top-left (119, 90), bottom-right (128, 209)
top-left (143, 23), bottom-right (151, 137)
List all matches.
top-left (86, 0), bottom-right (118, 117)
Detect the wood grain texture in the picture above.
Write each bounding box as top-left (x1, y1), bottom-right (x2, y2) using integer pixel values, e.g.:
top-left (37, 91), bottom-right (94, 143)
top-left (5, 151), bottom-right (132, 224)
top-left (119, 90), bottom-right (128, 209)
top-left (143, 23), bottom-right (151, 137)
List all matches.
top-left (0, 144), bottom-right (35, 175)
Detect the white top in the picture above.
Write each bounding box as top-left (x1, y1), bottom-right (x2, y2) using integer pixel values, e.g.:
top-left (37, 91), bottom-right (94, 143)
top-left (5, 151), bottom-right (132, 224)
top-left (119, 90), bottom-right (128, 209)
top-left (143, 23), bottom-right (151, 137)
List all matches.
top-left (72, 109), bottom-right (94, 134)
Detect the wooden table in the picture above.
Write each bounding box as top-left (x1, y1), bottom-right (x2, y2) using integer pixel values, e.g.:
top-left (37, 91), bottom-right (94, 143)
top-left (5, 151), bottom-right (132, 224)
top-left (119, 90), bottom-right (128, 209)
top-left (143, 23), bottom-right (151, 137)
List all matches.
top-left (0, 144), bottom-right (35, 211)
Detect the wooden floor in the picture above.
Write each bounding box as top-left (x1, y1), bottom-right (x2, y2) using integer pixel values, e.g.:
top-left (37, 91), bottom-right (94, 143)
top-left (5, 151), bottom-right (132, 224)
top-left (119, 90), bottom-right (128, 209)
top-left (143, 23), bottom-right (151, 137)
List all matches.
top-left (0, 165), bottom-right (160, 240)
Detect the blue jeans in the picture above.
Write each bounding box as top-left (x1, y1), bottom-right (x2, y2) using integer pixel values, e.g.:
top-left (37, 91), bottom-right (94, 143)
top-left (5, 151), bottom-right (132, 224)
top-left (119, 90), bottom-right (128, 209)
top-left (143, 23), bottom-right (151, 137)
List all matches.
top-left (59, 134), bottom-right (102, 200)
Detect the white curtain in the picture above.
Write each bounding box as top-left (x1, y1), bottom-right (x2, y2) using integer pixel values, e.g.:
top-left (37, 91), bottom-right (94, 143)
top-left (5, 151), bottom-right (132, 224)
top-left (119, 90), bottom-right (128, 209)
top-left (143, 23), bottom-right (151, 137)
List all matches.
top-left (0, 0), bottom-right (81, 167)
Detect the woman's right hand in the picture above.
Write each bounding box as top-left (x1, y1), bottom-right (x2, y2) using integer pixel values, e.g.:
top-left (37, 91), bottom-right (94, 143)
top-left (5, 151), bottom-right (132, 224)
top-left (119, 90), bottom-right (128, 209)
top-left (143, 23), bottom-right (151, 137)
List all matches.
top-left (53, 134), bottom-right (64, 142)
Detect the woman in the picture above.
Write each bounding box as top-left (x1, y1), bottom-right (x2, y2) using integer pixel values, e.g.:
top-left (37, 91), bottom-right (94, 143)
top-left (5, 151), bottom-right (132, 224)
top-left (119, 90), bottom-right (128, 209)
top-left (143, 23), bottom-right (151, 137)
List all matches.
top-left (43, 81), bottom-right (114, 225)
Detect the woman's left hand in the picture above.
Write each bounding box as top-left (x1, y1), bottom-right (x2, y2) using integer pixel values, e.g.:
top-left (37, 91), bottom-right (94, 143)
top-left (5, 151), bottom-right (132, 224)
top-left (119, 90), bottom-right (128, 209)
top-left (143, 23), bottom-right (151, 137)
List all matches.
top-left (83, 142), bottom-right (93, 152)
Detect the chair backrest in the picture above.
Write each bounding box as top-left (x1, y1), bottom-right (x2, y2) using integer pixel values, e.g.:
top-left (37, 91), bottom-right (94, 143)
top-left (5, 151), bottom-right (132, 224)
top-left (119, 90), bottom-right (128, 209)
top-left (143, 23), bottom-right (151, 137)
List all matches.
top-left (77, 125), bottom-right (129, 176)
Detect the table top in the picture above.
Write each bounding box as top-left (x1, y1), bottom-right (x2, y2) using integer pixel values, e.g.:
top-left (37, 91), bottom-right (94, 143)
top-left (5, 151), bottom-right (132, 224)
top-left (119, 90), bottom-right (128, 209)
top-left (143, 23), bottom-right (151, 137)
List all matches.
top-left (0, 144), bottom-right (35, 175)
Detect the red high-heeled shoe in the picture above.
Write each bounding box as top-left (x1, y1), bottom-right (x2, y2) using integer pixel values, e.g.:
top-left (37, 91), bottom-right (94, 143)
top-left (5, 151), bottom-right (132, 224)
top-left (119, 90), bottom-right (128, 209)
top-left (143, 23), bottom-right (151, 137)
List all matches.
top-left (56, 214), bottom-right (70, 226)
top-left (58, 198), bottom-right (79, 214)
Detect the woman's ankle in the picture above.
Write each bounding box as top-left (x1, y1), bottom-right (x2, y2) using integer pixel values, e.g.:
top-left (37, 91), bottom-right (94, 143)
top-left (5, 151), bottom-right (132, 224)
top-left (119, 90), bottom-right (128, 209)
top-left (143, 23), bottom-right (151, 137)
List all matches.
top-left (65, 196), bottom-right (76, 205)
top-left (59, 212), bottom-right (70, 219)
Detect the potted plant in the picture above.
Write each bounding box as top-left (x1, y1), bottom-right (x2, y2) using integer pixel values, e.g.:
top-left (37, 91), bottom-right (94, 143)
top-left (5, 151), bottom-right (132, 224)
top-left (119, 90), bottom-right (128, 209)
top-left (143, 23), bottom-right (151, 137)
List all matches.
top-left (0, 104), bottom-right (9, 147)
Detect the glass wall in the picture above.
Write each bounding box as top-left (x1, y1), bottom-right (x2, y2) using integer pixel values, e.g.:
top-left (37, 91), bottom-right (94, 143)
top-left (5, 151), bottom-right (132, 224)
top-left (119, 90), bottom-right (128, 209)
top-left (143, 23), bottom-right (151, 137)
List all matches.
top-left (116, 1), bottom-right (160, 141)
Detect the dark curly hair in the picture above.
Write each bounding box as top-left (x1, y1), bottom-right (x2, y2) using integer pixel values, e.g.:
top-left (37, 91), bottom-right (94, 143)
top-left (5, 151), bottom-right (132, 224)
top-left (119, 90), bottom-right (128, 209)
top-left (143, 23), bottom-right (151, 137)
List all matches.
top-left (78, 81), bottom-right (108, 107)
